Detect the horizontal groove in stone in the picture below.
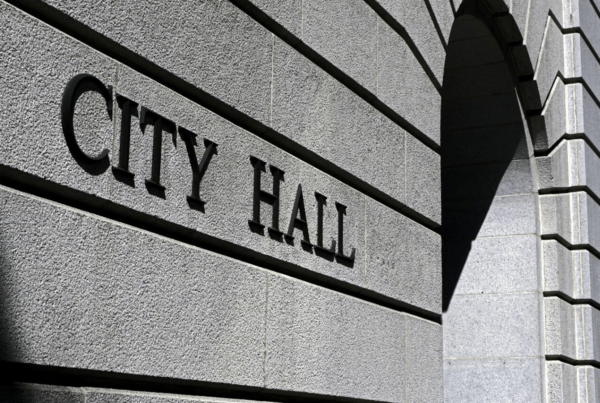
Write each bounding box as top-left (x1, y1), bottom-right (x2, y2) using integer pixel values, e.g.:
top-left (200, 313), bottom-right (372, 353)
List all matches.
top-left (0, 363), bottom-right (392, 403)
top-left (543, 291), bottom-right (600, 312)
top-left (0, 165), bottom-right (442, 324)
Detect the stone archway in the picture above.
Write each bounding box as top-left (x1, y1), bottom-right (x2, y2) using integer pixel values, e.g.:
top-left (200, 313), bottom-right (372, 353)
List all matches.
top-left (441, 11), bottom-right (546, 402)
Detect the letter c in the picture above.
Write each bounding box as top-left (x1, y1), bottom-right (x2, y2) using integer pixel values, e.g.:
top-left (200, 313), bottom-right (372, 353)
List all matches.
top-left (61, 74), bottom-right (112, 166)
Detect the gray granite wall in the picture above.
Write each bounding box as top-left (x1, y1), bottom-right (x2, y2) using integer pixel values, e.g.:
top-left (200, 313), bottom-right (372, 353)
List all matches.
top-left (3, 0), bottom-right (598, 402)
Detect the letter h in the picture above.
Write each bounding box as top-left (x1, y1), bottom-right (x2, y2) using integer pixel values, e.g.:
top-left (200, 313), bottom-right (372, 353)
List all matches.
top-left (249, 156), bottom-right (284, 238)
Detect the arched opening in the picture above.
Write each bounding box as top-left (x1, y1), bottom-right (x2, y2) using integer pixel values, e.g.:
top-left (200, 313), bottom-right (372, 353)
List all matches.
top-left (441, 11), bottom-right (545, 402)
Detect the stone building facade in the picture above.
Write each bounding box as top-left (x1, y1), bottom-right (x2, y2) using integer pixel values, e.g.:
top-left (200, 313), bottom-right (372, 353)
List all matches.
top-left (0, 0), bottom-right (598, 402)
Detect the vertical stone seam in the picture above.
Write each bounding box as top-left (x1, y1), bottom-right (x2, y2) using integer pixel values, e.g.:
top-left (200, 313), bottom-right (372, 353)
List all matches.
top-left (301, 0), bottom-right (304, 41)
top-left (404, 314), bottom-right (407, 403)
top-left (404, 132), bottom-right (407, 206)
top-left (270, 33), bottom-right (274, 128)
top-left (376, 16), bottom-right (379, 98)
top-left (363, 195), bottom-right (367, 285)
top-left (263, 272), bottom-right (269, 388)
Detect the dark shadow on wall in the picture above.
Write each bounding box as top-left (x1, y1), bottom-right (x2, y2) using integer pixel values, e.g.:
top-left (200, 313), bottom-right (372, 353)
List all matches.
top-left (441, 14), bottom-right (530, 311)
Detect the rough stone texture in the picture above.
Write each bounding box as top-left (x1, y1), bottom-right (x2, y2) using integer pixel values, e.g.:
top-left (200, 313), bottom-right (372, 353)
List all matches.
top-left (248, 0), bottom-right (302, 38)
top-left (0, 3), bottom-right (441, 313)
top-left (545, 298), bottom-right (578, 359)
top-left (546, 361), bottom-right (578, 403)
top-left (540, 192), bottom-right (600, 251)
top-left (265, 273), bottom-right (442, 403)
top-left (40, 0), bottom-right (273, 124)
top-left (2, 383), bottom-right (273, 403)
top-left (569, 0), bottom-right (600, 58)
top-left (544, 297), bottom-right (600, 363)
top-left (377, 18), bottom-right (441, 145)
top-left (406, 134), bottom-right (441, 223)
top-left (444, 358), bottom-right (544, 403)
top-left (303, 0), bottom-right (378, 92)
top-left (428, 0), bottom-right (455, 44)
top-left (271, 38), bottom-right (407, 198)
top-left (365, 198), bottom-right (441, 314)
top-left (0, 187), bottom-right (267, 386)
top-left (0, 185), bottom-right (441, 402)
top-left (377, 0), bottom-right (446, 83)
top-left (578, 366), bottom-right (600, 402)
top-left (444, 293), bottom-right (542, 358)
top-left (115, 63), bottom-right (369, 289)
top-left (575, 304), bottom-right (600, 362)
top-left (526, 0), bottom-right (552, 69)
top-left (538, 81), bottom-right (600, 153)
top-left (405, 315), bottom-right (443, 403)
top-left (537, 139), bottom-right (600, 200)
top-left (449, 235), bottom-right (539, 295)
top-left (536, 20), bottom-right (564, 104)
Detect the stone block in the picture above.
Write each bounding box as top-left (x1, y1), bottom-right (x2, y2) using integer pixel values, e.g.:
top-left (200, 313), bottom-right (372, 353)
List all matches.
top-left (535, 20), bottom-right (564, 103)
top-left (0, 187), bottom-right (267, 386)
top-left (525, 0), bottom-right (551, 70)
top-left (540, 192), bottom-right (600, 251)
top-left (444, 358), bottom-right (544, 403)
top-left (449, 235), bottom-right (539, 295)
top-left (510, 0), bottom-right (530, 40)
top-left (405, 315), bottom-right (443, 403)
top-left (537, 82), bottom-right (600, 154)
top-left (447, 14), bottom-right (494, 43)
top-left (442, 123), bottom-right (529, 167)
top-left (569, 0), bottom-right (600, 59)
top-left (444, 293), bottom-right (542, 358)
top-left (577, 366), bottom-right (600, 403)
top-left (248, 0), bottom-right (302, 38)
top-left (543, 240), bottom-right (575, 297)
top-left (538, 79), bottom-right (568, 151)
top-left (303, 0), bottom-right (377, 92)
top-left (544, 297), bottom-right (577, 359)
top-left (0, 1), bottom-right (117, 198)
top-left (406, 134), bottom-right (441, 224)
top-left (271, 38), bottom-right (422, 214)
top-left (575, 304), bottom-right (600, 362)
top-left (365, 198), bottom-right (441, 314)
top-left (443, 159), bottom-right (533, 201)
top-left (442, 61), bottom-right (514, 101)
top-left (41, 0), bottom-right (273, 123)
top-left (446, 34), bottom-right (505, 70)
top-left (377, 20), bottom-right (441, 145)
top-left (444, 194), bottom-right (537, 239)
top-left (546, 361), bottom-right (578, 403)
top-left (441, 91), bottom-right (524, 132)
top-left (537, 139), bottom-right (600, 200)
top-left (264, 273), bottom-right (408, 403)
top-left (579, 83), bottom-right (600, 152)
top-left (401, 0), bottom-right (447, 82)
